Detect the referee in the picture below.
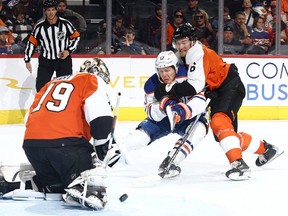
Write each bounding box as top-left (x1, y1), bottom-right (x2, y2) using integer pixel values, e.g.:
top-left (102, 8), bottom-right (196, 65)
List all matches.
top-left (24, 0), bottom-right (80, 92)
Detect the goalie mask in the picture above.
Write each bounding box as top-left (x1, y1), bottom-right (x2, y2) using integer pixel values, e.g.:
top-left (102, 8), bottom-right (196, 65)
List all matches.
top-left (155, 51), bottom-right (179, 75)
top-left (80, 58), bottom-right (110, 84)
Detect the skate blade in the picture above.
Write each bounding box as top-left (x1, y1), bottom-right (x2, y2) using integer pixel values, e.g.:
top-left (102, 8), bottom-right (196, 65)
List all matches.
top-left (9, 189), bottom-right (45, 200)
top-left (259, 150), bottom-right (284, 167)
top-left (65, 189), bottom-right (104, 210)
top-left (228, 173), bottom-right (252, 181)
top-left (226, 169), bottom-right (252, 181)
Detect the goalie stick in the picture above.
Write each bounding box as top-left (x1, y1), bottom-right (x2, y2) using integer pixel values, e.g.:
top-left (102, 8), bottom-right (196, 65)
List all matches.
top-left (103, 92), bottom-right (134, 166)
top-left (92, 92), bottom-right (122, 167)
top-left (108, 92), bottom-right (121, 150)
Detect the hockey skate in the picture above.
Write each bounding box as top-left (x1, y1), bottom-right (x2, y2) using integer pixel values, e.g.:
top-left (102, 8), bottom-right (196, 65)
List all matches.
top-left (64, 166), bottom-right (108, 210)
top-left (158, 156), bottom-right (181, 179)
top-left (255, 140), bottom-right (284, 167)
top-left (65, 184), bottom-right (107, 210)
top-left (225, 159), bottom-right (251, 181)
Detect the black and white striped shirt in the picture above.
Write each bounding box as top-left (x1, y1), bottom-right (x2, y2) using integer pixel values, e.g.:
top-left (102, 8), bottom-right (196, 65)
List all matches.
top-left (24, 16), bottom-right (80, 62)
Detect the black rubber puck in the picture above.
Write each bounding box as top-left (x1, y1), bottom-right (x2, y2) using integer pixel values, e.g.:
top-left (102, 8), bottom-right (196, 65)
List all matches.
top-left (119, 193), bottom-right (128, 202)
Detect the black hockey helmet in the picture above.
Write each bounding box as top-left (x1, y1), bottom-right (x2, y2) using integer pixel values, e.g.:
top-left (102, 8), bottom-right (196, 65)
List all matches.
top-left (173, 23), bottom-right (197, 42)
top-left (43, 0), bottom-right (57, 9)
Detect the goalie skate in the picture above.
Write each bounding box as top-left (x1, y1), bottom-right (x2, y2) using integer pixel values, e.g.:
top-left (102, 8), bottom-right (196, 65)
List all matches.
top-left (255, 141), bottom-right (284, 167)
top-left (65, 185), bottom-right (106, 210)
top-left (225, 159), bottom-right (251, 181)
top-left (63, 193), bottom-right (82, 207)
top-left (158, 156), bottom-right (181, 179)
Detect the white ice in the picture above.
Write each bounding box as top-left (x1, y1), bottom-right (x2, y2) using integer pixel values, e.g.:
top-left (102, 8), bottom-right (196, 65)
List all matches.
top-left (0, 120), bottom-right (288, 216)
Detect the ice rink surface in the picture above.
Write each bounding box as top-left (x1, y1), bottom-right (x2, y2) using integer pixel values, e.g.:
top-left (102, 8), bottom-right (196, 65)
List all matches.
top-left (1, 120), bottom-right (288, 216)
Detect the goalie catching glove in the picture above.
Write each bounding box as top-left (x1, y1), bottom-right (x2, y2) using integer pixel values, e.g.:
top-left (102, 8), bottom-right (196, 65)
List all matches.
top-left (63, 166), bottom-right (108, 210)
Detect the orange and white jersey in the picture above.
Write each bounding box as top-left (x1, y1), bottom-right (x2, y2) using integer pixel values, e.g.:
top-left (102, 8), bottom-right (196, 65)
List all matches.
top-left (185, 41), bottom-right (230, 91)
top-left (24, 72), bottom-right (113, 142)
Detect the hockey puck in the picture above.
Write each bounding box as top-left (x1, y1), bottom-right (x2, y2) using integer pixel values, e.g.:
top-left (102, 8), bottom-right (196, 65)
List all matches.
top-left (119, 193), bottom-right (128, 202)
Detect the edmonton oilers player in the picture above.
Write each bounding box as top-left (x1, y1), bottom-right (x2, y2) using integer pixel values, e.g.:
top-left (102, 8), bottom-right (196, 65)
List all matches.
top-left (125, 51), bottom-right (209, 178)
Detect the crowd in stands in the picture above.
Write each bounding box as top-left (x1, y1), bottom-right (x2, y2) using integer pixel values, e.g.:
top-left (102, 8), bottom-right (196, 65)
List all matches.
top-left (0, 0), bottom-right (288, 55)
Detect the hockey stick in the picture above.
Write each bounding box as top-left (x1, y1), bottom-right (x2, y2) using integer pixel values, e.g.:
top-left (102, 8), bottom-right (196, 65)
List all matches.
top-left (91, 92), bottom-right (121, 167)
top-left (158, 114), bottom-right (202, 178)
top-left (108, 92), bottom-right (121, 150)
top-left (159, 98), bottom-right (211, 178)
top-left (102, 92), bottom-right (122, 166)
top-left (90, 92), bottom-right (121, 167)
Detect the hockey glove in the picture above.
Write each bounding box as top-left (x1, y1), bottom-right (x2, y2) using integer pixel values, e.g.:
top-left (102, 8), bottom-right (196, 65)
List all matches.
top-left (170, 103), bottom-right (192, 125)
top-left (159, 96), bottom-right (178, 111)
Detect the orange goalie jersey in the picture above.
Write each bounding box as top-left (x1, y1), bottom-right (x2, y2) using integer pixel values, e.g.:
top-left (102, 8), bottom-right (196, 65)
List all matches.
top-left (24, 72), bottom-right (112, 141)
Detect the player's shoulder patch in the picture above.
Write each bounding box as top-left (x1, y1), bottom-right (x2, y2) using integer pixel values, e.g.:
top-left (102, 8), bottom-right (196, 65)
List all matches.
top-left (176, 64), bottom-right (188, 78)
top-left (144, 73), bottom-right (160, 94)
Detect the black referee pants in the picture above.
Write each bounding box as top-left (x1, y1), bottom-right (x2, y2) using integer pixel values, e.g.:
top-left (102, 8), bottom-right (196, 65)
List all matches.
top-left (36, 55), bottom-right (73, 92)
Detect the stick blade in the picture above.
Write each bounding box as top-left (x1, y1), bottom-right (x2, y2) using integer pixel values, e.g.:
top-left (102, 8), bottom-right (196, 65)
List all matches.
top-left (166, 106), bottom-right (177, 131)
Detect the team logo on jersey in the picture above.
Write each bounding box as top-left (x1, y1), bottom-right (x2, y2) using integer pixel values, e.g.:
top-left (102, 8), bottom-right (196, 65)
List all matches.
top-left (189, 62), bottom-right (196, 72)
top-left (57, 31), bottom-right (65, 40)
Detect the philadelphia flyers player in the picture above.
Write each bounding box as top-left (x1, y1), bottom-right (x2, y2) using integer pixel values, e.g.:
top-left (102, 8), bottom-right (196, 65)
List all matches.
top-left (125, 50), bottom-right (209, 178)
top-left (154, 23), bottom-right (283, 180)
top-left (21, 58), bottom-right (119, 210)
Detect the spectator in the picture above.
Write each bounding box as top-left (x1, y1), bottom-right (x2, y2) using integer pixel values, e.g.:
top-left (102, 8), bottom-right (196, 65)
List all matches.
top-left (223, 26), bottom-right (244, 54)
top-left (0, 4), bottom-right (20, 53)
top-left (225, 0), bottom-right (243, 19)
top-left (24, 0), bottom-right (80, 92)
top-left (112, 15), bottom-right (126, 39)
top-left (223, 6), bottom-right (235, 27)
top-left (184, 0), bottom-right (199, 24)
top-left (232, 11), bottom-right (253, 52)
top-left (148, 3), bottom-right (171, 48)
top-left (18, 0), bottom-right (43, 24)
top-left (0, 1), bottom-right (15, 46)
top-left (242, 0), bottom-right (259, 27)
top-left (0, 26), bottom-right (13, 54)
top-left (9, 3), bottom-right (34, 53)
top-left (211, 6), bottom-right (234, 33)
top-left (117, 27), bottom-right (146, 55)
top-left (264, 0), bottom-right (288, 45)
top-left (211, 26), bottom-right (244, 54)
top-left (0, 0), bottom-right (14, 21)
top-left (247, 16), bottom-right (271, 54)
top-left (166, 9), bottom-right (185, 50)
top-left (281, 0), bottom-right (288, 20)
top-left (56, 0), bottom-right (87, 33)
top-left (192, 9), bottom-right (215, 48)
